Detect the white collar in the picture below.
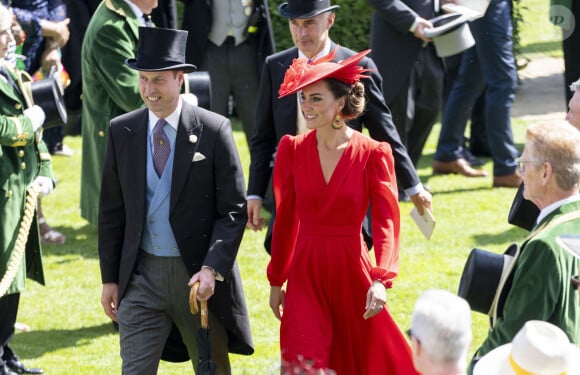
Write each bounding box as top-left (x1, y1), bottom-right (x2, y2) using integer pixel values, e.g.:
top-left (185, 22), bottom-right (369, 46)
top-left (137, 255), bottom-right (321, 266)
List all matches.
top-left (124, 0), bottom-right (146, 24)
top-left (537, 194), bottom-right (580, 224)
top-left (148, 99), bottom-right (182, 133)
top-left (298, 39), bottom-right (332, 61)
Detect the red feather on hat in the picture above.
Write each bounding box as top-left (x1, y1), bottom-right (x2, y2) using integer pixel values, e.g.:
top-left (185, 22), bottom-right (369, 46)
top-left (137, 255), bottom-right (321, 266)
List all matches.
top-left (278, 47), bottom-right (372, 98)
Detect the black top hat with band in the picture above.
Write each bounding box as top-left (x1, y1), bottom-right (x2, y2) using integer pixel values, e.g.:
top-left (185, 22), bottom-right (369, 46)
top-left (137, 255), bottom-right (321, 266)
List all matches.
top-left (279, 0), bottom-right (339, 19)
top-left (125, 27), bottom-right (196, 73)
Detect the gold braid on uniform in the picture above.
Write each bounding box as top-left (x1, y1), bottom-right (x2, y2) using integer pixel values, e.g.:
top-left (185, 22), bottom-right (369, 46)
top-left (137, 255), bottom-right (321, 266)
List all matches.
top-left (0, 186), bottom-right (38, 297)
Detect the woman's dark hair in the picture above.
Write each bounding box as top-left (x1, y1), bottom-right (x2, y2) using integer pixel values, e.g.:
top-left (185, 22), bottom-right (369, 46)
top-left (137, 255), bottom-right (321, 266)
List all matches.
top-left (325, 78), bottom-right (366, 120)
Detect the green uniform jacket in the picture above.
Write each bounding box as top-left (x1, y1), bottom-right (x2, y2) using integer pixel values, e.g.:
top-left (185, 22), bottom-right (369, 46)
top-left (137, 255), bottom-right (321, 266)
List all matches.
top-left (0, 63), bottom-right (53, 295)
top-left (478, 199), bottom-right (580, 356)
top-left (80, 0), bottom-right (143, 224)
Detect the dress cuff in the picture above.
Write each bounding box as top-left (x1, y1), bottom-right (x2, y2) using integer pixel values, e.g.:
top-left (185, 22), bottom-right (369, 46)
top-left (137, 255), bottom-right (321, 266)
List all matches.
top-left (370, 267), bottom-right (395, 288)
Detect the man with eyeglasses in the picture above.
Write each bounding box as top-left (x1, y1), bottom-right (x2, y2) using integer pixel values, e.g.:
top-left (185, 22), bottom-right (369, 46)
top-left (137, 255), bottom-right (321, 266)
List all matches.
top-left (471, 121), bottom-right (580, 370)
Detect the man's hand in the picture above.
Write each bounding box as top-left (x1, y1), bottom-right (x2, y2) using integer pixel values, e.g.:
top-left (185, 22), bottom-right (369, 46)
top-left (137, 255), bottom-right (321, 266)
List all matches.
top-left (101, 283), bottom-right (119, 321)
top-left (23, 105), bottom-right (45, 131)
top-left (410, 188), bottom-right (433, 216)
top-left (247, 198), bottom-right (265, 231)
top-left (188, 268), bottom-right (215, 301)
top-left (413, 18), bottom-right (434, 43)
top-left (31, 176), bottom-right (54, 197)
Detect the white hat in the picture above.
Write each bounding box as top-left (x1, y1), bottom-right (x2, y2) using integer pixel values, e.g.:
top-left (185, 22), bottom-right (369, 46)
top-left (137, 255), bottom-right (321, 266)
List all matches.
top-left (474, 320), bottom-right (580, 375)
top-left (424, 13), bottom-right (475, 58)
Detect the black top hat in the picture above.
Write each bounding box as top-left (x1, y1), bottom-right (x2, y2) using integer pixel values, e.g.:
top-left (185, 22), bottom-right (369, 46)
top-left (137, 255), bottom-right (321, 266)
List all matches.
top-left (458, 244), bottom-right (519, 317)
top-left (279, 0), bottom-right (339, 19)
top-left (30, 67), bottom-right (68, 129)
top-left (125, 27), bottom-right (196, 73)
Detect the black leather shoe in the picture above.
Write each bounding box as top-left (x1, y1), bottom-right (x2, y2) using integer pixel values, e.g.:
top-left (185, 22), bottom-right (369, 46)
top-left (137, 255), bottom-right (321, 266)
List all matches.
top-left (5, 357), bottom-right (43, 374)
top-left (0, 363), bottom-right (17, 375)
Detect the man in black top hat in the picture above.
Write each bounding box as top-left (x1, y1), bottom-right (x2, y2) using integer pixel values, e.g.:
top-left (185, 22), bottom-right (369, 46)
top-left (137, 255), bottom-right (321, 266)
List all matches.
top-left (247, 0), bottom-right (432, 251)
top-left (98, 27), bottom-right (253, 374)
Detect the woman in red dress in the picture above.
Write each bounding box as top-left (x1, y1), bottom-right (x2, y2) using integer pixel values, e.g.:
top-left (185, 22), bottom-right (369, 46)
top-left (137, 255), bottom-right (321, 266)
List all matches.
top-left (267, 49), bottom-right (419, 375)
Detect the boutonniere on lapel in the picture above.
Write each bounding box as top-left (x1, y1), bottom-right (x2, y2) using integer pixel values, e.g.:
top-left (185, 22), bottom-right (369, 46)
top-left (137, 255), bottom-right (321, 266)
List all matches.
top-left (192, 152), bottom-right (205, 162)
top-left (188, 134), bottom-right (198, 143)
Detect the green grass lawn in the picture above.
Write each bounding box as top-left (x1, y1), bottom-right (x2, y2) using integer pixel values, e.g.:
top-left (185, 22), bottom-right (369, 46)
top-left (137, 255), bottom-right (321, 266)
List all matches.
top-left (11, 1), bottom-right (566, 372)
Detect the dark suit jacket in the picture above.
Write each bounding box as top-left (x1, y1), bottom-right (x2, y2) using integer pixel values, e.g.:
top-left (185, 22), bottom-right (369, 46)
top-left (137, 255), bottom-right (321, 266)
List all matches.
top-left (98, 102), bottom-right (253, 355)
top-left (248, 43), bottom-right (420, 199)
top-left (367, 0), bottom-right (439, 103)
top-left (182, 0), bottom-right (275, 69)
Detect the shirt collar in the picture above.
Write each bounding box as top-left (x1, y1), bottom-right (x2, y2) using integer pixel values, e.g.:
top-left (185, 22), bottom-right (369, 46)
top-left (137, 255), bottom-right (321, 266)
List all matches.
top-left (298, 39), bottom-right (332, 61)
top-left (148, 99), bottom-right (182, 133)
top-left (124, 0), bottom-right (146, 24)
top-left (537, 194), bottom-right (580, 224)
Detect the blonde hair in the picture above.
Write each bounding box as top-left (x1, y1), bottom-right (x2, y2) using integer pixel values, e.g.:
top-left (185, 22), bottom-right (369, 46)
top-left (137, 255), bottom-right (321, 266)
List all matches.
top-left (526, 121), bottom-right (580, 190)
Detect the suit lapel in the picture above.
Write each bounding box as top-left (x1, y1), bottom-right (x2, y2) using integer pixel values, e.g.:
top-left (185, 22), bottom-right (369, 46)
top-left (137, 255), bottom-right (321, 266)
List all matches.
top-left (170, 103), bottom-right (202, 212)
top-left (126, 110), bottom-right (148, 222)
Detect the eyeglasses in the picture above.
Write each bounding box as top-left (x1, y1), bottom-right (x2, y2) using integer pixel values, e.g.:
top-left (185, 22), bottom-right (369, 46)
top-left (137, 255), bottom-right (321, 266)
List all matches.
top-left (516, 158), bottom-right (537, 173)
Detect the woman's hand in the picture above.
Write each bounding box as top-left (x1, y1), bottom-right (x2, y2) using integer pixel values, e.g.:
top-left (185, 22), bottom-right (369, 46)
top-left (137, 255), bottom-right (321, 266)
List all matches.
top-left (363, 281), bottom-right (386, 320)
top-left (269, 286), bottom-right (286, 321)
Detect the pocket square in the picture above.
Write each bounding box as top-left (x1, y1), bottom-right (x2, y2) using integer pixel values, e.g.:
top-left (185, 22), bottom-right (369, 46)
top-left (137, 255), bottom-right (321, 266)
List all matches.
top-left (192, 152), bottom-right (206, 162)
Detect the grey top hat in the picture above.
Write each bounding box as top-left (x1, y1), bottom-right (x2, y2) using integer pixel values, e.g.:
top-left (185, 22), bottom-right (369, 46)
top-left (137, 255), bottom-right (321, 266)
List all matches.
top-left (125, 27), bottom-right (196, 73)
top-left (424, 13), bottom-right (475, 57)
top-left (279, 0), bottom-right (339, 19)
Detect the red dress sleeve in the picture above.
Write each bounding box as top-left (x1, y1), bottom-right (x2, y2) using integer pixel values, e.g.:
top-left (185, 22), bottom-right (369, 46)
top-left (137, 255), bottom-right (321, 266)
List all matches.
top-left (267, 135), bottom-right (300, 286)
top-left (368, 142), bottom-right (400, 288)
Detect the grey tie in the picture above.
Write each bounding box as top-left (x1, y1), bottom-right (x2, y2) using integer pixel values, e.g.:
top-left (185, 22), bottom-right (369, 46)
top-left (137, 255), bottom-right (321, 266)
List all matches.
top-left (153, 119), bottom-right (170, 177)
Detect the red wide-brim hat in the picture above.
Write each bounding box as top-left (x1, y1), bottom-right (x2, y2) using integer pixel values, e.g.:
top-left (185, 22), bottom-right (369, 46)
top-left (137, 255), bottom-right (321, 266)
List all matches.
top-left (278, 48), bottom-right (371, 98)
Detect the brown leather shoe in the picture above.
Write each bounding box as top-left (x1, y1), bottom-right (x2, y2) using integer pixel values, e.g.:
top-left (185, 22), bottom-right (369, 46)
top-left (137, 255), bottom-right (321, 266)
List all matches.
top-left (432, 158), bottom-right (488, 177)
top-left (493, 173), bottom-right (522, 188)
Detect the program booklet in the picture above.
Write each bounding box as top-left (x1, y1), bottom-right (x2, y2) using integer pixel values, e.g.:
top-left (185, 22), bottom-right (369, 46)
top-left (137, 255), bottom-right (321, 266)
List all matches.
top-left (410, 207), bottom-right (436, 240)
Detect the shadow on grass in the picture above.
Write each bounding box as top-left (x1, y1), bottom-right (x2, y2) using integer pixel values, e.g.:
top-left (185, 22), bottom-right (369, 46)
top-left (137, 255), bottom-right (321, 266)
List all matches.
top-left (40, 223), bottom-right (99, 259)
top-left (13, 322), bottom-right (116, 359)
top-left (473, 226), bottom-right (527, 248)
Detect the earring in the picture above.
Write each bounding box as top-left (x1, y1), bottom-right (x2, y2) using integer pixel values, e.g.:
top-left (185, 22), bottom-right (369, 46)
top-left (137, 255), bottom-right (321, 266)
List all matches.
top-left (332, 115), bottom-right (343, 129)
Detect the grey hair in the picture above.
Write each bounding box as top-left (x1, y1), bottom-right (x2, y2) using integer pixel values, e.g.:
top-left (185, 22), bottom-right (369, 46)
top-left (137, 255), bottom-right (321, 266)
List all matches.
top-left (411, 289), bottom-right (472, 364)
top-left (570, 78), bottom-right (580, 92)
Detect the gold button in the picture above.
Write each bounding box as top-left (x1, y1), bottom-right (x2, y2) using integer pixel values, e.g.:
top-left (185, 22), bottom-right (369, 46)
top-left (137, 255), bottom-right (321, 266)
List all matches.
top-left (20, 162), bottom-right (26, 170)
top-left (6, 190), bottom-right (13, 198)
top-left (18, 150), bottom-right (24, 157)
top-left (98, 130), bottom-right (105, 137)
top-left (15, 103), bottom-right (21, 110)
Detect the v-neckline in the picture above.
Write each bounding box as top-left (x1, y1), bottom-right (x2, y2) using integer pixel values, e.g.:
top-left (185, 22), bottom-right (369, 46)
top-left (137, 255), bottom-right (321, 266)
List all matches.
top-left (315, 132), bottom-right (354, 186)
